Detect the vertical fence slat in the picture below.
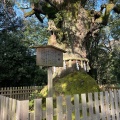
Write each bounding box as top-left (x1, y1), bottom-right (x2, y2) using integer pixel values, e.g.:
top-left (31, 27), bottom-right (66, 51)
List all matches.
top-left (105, 91), bottom-right (110, 120)
top-left (16, 100), bottom-right (29, 120)
top-left (0, 95), bottom-right (4, 120)
top-left (11, 99), bottom-right (17, 120)
top-left (110, 90), bottom-right (115, 120)
top-left (114, 89), bottom-right (119, 120)
top-left (114, 90), bottom-right (120, 120)
top-left (66, 95), bottom-right (72, 120)
top-left (22, 87), bottom-right (24, 100)
top-left (7, 87), bottom-right (10, 98)
top-left (88, 93), bottom-right (93, 120)
top-left (2, 96), bottom-right (6, 120)
top-left (20, 87), bottom-right (22, 100)
top-left (9, 98), bottom-right (12, 119)
top-left (0, 96), bottom-right (1, 118)
top-left (1, 96), bottom-right (4, 120)
top-left (34, 99), bottom-right (42, 120)
top-left (118, 90), bottom-right (120, 118)
top-left (4, 96), bottom-right (7, 120)
top-left (94, 92), bottom-right (100, 119)
top-left (16, 100), bottom-right (21, 120)
top-left (2, 96), bottom-right (7, 120)
top-left (46, 97), bottom-right (53, 120)
top-left (1, 88), bottom-right (4, 95)
top-left (25, 86), bottom-right (27, 99)
top-left (100, 92), bottom-right (106, 120)
top-left (6, 97), bottom-right (9, 120)
top-left (21, 100), bottom-right (29, 119)
top-left (10, 87), bottom-right (12, 98)
top-left (57, 96), bottom-right (63, 120)
top-left (81, 94), bottom-right (87, 120)
top-left (74, 94), bottom-right (80, 120)
top-left (29, 113), bottom-right (34, 120)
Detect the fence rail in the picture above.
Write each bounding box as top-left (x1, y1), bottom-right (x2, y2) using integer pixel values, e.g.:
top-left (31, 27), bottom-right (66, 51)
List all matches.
top-left (0, 86), bottom-right (42, 100)
top-left (1, 89), bottom-right (120, 120)
top-left (99, 85), bottom-right (120, 91)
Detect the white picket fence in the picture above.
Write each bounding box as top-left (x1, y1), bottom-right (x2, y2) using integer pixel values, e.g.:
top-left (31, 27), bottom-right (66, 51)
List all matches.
top-left (0, 90), bottom-right (120, 120)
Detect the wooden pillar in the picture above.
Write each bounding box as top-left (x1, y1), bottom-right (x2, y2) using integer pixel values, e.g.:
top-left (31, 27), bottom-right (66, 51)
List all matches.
top-left (81, 60), bottom-right (83, 68)
top-left (48, 67), bottom-right (53, 97)
top-left (68, 60), bottom-right (72, 67)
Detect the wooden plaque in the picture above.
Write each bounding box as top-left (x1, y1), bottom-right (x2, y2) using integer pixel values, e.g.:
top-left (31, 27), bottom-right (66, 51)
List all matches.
top-left (36, 46), bottom-right (65, 67)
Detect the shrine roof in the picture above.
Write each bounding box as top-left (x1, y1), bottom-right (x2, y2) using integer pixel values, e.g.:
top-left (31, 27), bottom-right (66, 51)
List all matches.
top-left (33, 45), bottom-right (66, 53)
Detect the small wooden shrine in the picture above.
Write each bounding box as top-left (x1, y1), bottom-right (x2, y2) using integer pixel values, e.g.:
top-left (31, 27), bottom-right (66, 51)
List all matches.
top-left (33, 45), bottom-right (66, 97)
top-left (34, 45), bottom-right (66, 67)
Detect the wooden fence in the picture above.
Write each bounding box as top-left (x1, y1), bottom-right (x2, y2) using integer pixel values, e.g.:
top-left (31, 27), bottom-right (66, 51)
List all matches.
top-left (0, 86), bottom-right (42, 100)
top-left (1, 89), bottom-right (120, 120)
top-left (99, 85), bottom-right (120, 91)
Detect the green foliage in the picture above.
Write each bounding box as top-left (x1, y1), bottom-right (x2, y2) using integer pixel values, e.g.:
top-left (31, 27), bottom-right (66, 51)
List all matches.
top-left (102, 3), bottom-right (114, 25)
top-left (110, 15), bottom-right (120, 40)
top-left (54, 71), bottom-right (99, 95)
top-left (23, 18), bottom-right (49, 46)
top-left (110, 43), bottom-right (120, 82)
top-left (0, 1), bottom-right (23, 31)
top-left (0, 32), bottom-right (47, 87)
top-left (87, 28), bottom-right (120, 84)
top-left (29, 90), bottom-right (42, 110)
top-left (52, 1), bottom-right (88, 44)
top-left (29, 71), bottom-right (99, 111)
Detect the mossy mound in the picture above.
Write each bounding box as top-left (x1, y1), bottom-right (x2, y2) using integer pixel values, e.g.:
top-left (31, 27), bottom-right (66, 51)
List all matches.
top-left (40, 71), bottom-right (99, 98)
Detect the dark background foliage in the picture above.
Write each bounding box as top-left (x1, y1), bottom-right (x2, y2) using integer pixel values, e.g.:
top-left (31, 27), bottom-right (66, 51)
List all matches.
top-left (0, 32), bottom-right (47, 87)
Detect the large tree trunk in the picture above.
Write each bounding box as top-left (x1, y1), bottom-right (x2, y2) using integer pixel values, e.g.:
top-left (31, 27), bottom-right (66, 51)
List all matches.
top-left (24, 0), bottom-right (119, 80)
top-left (47, 6), bottom-right (90, 79)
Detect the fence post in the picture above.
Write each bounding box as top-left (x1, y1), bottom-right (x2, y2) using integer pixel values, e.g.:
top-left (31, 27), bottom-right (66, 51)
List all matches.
top-left (16, 100), bottom-right (29, 120)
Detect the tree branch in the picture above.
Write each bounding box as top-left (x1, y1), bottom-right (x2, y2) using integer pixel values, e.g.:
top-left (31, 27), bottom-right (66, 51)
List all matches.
top-left (24, 10), bottom-right (35, 17)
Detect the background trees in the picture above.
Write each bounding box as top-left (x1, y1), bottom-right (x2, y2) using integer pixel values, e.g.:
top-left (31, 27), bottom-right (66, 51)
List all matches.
top-left (0, 0), bottom-right (49, 87)
top-left (0, 0), bottom-right (120, 86)
top-left (0, 1), bottom-right (23, 31)
top-left (0, 32), bottom-right (47, 87)
top-left (23, 18), bottom-right (49, 46)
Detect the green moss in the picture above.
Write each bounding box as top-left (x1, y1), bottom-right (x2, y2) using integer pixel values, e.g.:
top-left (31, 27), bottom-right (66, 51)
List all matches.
top-left (105, 4), bottom-right (114, 15)
top-left (95, 16), bottom-right (103, 23)
top-left (40, 71), bottom-right (99, 98)
top-left (30, 71), bottom-right (99, 119)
